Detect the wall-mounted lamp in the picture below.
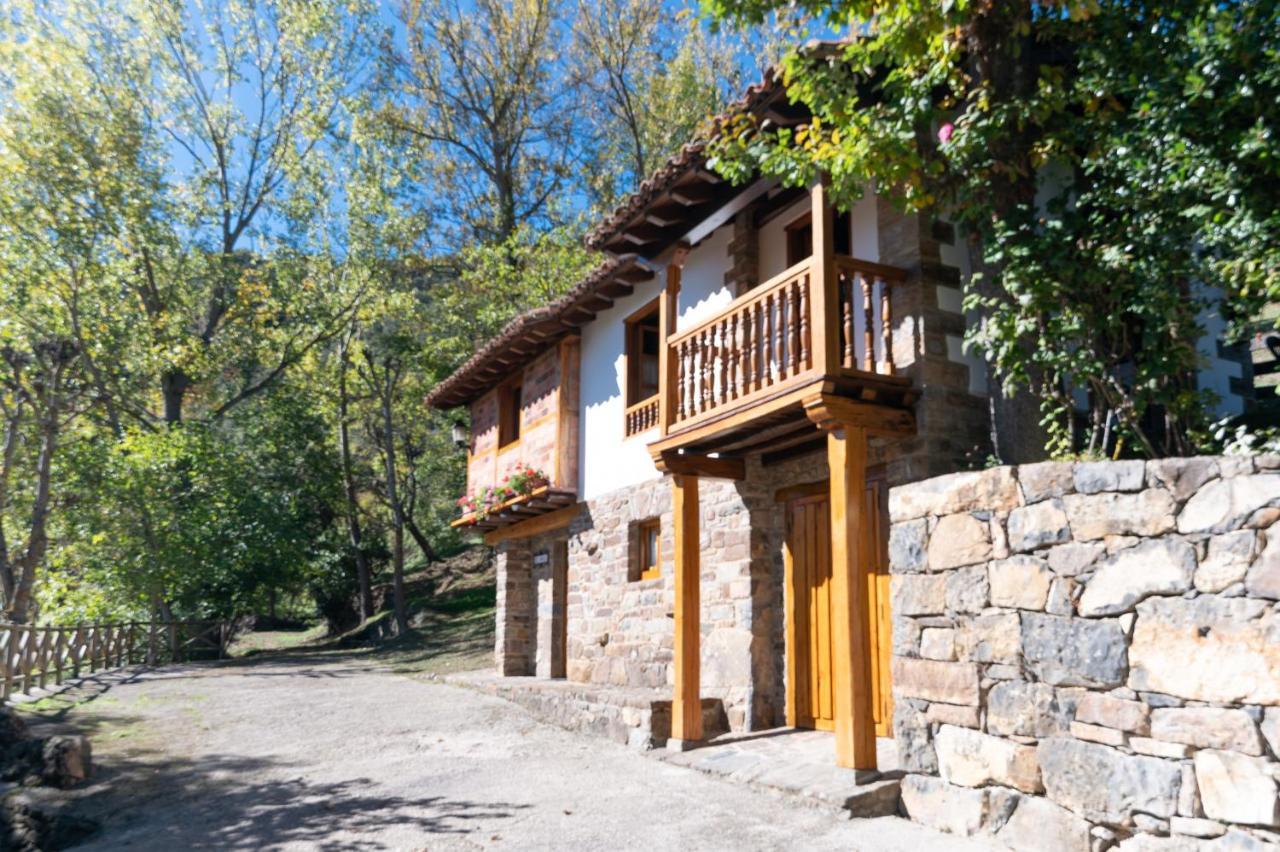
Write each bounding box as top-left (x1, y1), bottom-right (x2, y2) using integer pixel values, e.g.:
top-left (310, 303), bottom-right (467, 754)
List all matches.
top-left (451, 421), bottom-right (468, 451)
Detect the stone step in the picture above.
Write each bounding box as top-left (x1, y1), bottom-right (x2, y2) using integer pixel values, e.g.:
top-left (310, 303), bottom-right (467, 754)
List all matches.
top-left (447, 672), bottom-right (726, 750)
top-left (660, 743), bottom-right (902, 818)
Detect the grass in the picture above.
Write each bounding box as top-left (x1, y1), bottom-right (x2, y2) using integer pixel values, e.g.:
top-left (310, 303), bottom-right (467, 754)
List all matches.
top-left (227, 623), bottom-right (329, 658)
top-left (217, 549), bottom-right (498, 679)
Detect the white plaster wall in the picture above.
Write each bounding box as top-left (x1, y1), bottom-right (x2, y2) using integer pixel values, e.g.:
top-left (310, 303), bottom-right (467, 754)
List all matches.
top-left (674, 225), bottom-right (734, 333)
top-left (758, 196), bottom-right (807, 282)
top-left (757, 188), bottom-right (880, 283)
top-left (577, 277), bottom-right (667, 501)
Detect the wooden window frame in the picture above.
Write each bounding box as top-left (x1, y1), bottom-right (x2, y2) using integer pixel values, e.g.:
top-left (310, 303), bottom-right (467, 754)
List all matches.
top-left (785, 209), bottom-right (852, 266)
top-left (624, 298), bottom-right (661, 409)
top-left (497, 373), bottom-right (523, 450)
top-left (636, 517), bottom-right (662, 581)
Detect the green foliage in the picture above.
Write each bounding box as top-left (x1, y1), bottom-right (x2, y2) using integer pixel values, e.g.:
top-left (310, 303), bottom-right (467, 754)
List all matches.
top-left (0, 0), bottom-right (768, 624)
top-left (702, 0), bottom-right (1280, 458)
top-left (48, 385), bottom-right (343, 621)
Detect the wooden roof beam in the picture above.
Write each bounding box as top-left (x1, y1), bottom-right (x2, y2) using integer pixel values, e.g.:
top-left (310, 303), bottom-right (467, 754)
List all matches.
top-left (669, 187), bottom-right (714, 207)
top-left (620, 224), bottom-right (665, 246)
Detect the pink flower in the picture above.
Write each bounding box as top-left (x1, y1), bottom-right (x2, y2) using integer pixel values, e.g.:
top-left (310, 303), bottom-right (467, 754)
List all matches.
top-left (938, 122), bottom-right (955, 144)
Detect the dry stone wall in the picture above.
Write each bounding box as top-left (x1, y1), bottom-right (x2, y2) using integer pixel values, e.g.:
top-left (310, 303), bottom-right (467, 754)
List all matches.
top-left (888, 456), bottom-right (1280, 851)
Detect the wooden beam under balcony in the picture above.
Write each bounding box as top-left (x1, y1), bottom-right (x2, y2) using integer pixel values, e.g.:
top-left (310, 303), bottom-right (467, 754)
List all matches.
top-left (656, 451), bottom-right (745, 480)
top-left (802, 394), bottom-right (915, 437)
top-left (483, 501), bottom-right (581, 545)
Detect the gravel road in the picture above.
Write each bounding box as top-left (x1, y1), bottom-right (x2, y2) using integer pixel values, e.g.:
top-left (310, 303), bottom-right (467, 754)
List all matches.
top-left (21, 651), bottom-right (990, 851)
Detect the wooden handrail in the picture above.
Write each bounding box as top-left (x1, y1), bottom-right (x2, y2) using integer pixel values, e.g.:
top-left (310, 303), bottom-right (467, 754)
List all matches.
top-left (0, 619), bottom-right (229, 701)
top-left (832, 255), bottom-right (909, 283)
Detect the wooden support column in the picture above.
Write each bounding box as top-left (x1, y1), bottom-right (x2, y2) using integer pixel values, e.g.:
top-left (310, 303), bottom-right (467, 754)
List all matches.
top-left (671, 472), bottom-right (703, 744)
top-left (809, 178), bottom-right (839, 376)
top-left (658, 247), bottom-right (686, 436)
top-left (827, 423), bottom-right (877, 771)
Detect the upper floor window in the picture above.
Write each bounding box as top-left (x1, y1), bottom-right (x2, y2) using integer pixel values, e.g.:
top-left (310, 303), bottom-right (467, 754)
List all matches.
top-left (785, 209), bottom-right (853, 266)
top-left (625, 299), bottom-right (661, 406)
top-left (498, 374), bottom-right (523, 448)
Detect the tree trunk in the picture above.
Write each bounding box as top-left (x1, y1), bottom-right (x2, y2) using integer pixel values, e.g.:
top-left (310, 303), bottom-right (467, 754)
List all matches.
top-left (404, 516), bottom-right (439, 564)
top-left (6, 399), bottom-right (62, 624)
top-left (337, 339), bottom-right (374, 619)
top-left (376, 365), bottom-right (410, 634)
top-left (161, 370), bottom-right (190, 424)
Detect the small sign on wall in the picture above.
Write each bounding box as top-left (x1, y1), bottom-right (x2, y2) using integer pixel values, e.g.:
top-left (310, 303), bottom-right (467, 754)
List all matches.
top-left (533, 551), bottom-right (550, 566)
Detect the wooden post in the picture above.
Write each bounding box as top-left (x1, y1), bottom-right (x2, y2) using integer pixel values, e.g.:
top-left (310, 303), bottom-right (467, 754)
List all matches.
top-left (827, 424), bottom-right (877, 771)
top-left (808, 179), bottom-right (839, 377)
top-left (671, 472), bottom-right (702, 744)
top-left (658, 253), bottom-right (684, 436)
top-left (54, 629), bottom-right (65, 685)
top-left (2, 626), bottom-right (13, 699)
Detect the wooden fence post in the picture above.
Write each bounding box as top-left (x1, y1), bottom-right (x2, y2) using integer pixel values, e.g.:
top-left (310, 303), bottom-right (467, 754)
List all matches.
top-left (54, 628), bottom-right (66, 686)
top-left (2, 625), bottom-right (15, 700)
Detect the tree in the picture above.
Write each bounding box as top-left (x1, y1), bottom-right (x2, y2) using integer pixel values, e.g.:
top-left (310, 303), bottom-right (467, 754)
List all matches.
top-left (384, 0), bottom-right (577, 245)
top-left (572, 0), bottom-right (759, 207)
top-left (0, 7), bottom-right (149, 620)
top-left (701, 0), bottom-right (1280, 459)
top-left (0, 340), bottom-right (83, 622)
top-left (18, 0), bottom-right (377, 430)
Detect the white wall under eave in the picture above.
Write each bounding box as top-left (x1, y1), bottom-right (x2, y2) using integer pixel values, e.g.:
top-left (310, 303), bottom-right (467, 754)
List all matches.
top-left (757, 187), bottom-right (880, 283)
top-left (674, 225), bottom-right (734, 333)
top-left (578, 276), bottom-right (667, 502)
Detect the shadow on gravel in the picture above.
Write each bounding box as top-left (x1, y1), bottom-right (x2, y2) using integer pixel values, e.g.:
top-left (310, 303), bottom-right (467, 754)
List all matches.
top-left (59, 749), bottom-right (528, 850)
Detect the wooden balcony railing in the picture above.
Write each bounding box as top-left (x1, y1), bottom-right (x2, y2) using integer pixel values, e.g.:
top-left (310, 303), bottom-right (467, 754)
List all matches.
top-left (625, 396), bottom-right (659, 436)
top-left (664, 255), bottom-right (905, 433)
top-left (835, 255), bottom-right (899, 374)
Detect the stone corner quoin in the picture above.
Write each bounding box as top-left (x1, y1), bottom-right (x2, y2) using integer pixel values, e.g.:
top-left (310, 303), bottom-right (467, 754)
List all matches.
top-left (888, 455), bottom-right (1280, 850)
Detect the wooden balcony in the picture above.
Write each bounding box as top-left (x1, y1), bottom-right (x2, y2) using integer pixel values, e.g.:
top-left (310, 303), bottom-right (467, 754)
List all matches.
top-left (650, 253), bottom-right (916, 462)
top-left (451, 485), bottom-right (577, 533)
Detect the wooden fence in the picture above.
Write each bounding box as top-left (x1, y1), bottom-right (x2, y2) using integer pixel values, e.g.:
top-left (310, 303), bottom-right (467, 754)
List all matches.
top-left (0, 620), bottom-right (229, 701)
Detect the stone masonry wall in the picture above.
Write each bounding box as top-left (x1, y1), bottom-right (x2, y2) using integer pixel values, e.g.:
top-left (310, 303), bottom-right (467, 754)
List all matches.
top-left (888, 457), bottom-right (1280, 851)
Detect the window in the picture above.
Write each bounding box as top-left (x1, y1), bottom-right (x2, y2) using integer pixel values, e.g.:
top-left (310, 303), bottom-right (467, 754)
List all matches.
top-left (784, 209), bottom-right (852, 266)
top-left (625, 299), bottom-right (661, 406)
top-left (636, 518), bottom-right (661, 581)
top-left (497, 374), bottom-right (522, 448)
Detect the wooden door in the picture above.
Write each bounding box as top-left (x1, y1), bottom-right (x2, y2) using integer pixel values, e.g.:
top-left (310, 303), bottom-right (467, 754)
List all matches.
top-left (864, 474), bottom-right (893, 737)
top-left (785, 474), bottom-right (893, 737)
top-left (789, 492), bottom-right (835, 731)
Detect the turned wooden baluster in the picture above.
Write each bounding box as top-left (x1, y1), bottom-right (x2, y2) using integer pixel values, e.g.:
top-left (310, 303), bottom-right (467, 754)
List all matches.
top-left (773, 291), bottom-right (783, 381)
top-left (699, 328), bottom-right (711, 413)
top-left (786, 279), bottom-right (800, 376)
top-left (692, 333), bottom-right (703, 414)
top-left (798, 273), bottom-right (810, 370)
top-left (714, 322), bottom-right (725, 408)
top-left (754, 300), bottom-right (766, 390)
top-left (676, 339), bottom-right (686, 420)
top-left (842, 271), bottom-right (855, 368)
top-left (880, 278), bottom-right (894, 374)
top-left (726, 313), bottom-right (739, 401)
top-left (862, 273), bottom-right (875, 372)
top-left (762, 295), bottom-right (774, 385)
top-left (742, 303), bottom-right (755, 394)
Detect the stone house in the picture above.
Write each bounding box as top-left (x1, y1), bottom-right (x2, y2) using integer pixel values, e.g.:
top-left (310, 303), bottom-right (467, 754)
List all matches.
top-left (425, 64), bottom-right (1255, 803)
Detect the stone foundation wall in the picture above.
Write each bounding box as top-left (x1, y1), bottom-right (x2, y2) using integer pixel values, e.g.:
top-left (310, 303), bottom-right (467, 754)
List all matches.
top-left (888, 457), bottom-right (1280, 850)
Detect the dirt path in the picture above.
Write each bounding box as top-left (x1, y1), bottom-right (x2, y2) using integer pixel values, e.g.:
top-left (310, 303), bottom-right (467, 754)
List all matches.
top-left (18, 651), bottom-right (990, 851)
